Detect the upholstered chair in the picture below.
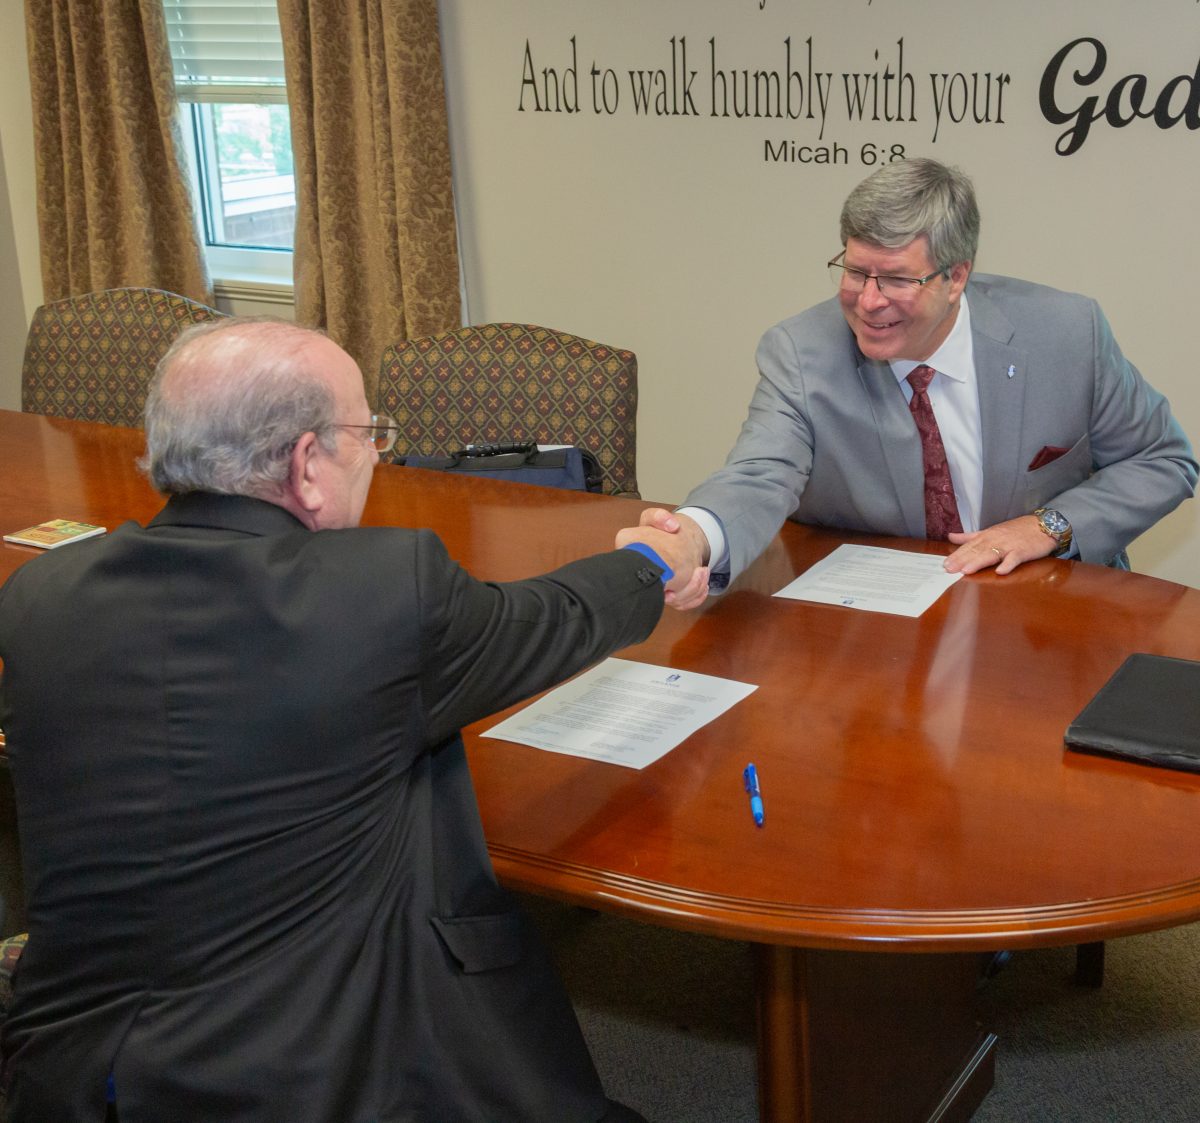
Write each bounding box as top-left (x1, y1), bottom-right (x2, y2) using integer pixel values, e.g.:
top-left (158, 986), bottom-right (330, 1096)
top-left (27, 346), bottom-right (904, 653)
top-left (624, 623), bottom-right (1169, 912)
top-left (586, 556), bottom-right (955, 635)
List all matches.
top-left (22, 288), bottom-right (225, 428)
top-left (377, 323), bottom-right (639, 498)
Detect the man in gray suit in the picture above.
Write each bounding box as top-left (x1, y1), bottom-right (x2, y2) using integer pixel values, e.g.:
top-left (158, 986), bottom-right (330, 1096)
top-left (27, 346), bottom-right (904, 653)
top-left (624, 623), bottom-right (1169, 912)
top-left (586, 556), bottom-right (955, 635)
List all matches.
top-left (638, 158), bottom-right (1197, 610)
top-left (0, 318), bottom-right (685, 1121)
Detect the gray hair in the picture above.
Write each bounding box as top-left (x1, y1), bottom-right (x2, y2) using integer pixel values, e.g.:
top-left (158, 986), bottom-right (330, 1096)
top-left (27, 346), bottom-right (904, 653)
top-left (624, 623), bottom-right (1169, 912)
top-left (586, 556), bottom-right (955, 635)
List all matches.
top-left (839, 158), bottom-right (980, 270)
top-left (141, 317), bottom-right (340, 496)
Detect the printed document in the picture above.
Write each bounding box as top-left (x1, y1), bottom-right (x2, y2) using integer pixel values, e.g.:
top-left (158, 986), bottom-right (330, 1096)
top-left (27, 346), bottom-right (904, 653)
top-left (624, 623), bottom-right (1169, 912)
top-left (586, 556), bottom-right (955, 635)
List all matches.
top-left (483, 658), bottom-right (757, 769)
top-left (774, 544), bottom-right (962, 616)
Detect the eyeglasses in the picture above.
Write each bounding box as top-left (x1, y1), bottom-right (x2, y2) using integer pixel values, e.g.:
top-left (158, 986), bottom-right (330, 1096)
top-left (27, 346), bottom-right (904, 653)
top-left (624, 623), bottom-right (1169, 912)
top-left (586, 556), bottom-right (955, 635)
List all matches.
top-left (334, 414), bottom-right (401, 454)
top-left (827, 252), bottom-right (947, 298)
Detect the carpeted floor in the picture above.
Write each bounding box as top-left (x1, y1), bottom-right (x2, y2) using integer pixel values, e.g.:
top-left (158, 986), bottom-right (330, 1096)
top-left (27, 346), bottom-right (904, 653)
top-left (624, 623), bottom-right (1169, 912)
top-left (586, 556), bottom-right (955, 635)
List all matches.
top-left (523, 894), bottom-right (1200, 1123)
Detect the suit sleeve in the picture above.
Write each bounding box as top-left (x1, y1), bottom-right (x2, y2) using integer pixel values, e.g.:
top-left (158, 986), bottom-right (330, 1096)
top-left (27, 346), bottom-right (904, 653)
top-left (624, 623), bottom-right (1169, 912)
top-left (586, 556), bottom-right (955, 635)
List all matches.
top-left (1046, 302), bottom-right (1197, 564)
top-left (412, 534), bottom-right (666, 746)
top-left (680, 323), bottom-right (816, 582)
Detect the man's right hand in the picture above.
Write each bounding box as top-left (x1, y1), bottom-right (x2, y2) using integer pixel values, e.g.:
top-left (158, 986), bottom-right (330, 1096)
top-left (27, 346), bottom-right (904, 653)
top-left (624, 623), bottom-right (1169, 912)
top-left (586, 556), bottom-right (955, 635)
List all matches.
top-left (616, 509), bottom-right (711, 610)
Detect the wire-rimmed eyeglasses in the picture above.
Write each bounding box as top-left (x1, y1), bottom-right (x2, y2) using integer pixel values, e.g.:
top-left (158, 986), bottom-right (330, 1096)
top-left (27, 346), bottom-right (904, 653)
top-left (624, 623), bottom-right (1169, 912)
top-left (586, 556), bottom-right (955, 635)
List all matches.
top-left (334, 414), bottom-right (401, 454)
top-left (826, 251), bottom-right (947, 299)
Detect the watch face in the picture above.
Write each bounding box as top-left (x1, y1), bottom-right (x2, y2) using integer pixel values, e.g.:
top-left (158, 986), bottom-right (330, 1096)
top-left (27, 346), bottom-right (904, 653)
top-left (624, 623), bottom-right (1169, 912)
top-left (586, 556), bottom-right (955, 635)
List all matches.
top-left (1041, 510), bottom-right (1070, 536)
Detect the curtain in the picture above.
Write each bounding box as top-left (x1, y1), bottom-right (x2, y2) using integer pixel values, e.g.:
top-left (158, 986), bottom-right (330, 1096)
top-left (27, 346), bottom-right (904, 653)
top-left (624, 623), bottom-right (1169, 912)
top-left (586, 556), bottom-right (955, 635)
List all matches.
top-left (278, 0), bottom-right (461, 402)
top-left (24, 0), bottom-right (210, 304)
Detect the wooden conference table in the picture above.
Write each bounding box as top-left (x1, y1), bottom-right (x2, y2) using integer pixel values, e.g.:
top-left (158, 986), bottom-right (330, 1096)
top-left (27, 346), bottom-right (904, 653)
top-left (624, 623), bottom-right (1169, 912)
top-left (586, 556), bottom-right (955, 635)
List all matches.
top-left (4, 409), bottom-right (1200, 1122)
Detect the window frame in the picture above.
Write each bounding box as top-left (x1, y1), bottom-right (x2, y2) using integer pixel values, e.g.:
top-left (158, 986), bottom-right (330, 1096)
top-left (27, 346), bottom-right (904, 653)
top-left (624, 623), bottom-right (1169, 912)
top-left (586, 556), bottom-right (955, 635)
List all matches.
top-left (163, 0), bottom-right (294, 288)
top-left (177, 100), bottom-right (295, 286)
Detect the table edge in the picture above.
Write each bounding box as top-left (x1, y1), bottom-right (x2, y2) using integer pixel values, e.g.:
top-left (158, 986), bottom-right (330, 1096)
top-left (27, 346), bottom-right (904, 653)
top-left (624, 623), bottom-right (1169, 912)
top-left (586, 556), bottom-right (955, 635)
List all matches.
top-left (490, 844), bottom-right (1200, 951)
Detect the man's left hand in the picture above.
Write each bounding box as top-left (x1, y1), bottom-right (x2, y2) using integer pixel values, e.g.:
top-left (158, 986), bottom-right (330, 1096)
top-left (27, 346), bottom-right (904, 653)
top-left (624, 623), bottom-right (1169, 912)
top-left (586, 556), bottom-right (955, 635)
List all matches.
top-left (944, 516), bottom-right (1059, 575)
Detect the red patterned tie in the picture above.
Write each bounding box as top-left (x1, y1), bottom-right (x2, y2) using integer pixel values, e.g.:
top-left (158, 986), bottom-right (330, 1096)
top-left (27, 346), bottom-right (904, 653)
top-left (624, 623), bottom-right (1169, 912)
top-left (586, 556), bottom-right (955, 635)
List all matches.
top-left (906, 365), bottom-right (962, 540)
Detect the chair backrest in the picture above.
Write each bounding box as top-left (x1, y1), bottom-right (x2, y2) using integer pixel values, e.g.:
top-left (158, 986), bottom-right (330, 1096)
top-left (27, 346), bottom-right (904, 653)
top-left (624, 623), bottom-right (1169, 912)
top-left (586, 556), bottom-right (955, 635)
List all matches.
top-left (21, 288), bottom-right (225, 428)
top-left (377, 323), bottom-right (639, 498)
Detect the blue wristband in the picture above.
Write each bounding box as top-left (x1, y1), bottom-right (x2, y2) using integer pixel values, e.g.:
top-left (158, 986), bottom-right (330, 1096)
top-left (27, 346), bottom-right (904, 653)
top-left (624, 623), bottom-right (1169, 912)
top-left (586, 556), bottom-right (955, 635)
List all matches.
top-left (621, 542), bottom-right (674, 584)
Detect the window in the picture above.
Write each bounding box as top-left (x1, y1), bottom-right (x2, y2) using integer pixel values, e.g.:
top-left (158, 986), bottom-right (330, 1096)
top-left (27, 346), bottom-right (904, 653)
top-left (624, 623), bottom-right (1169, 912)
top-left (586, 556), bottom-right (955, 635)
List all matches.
top-left (163, 0), bottom-right (295, 285)
top-left (183, 102), bottom-right (295, 261)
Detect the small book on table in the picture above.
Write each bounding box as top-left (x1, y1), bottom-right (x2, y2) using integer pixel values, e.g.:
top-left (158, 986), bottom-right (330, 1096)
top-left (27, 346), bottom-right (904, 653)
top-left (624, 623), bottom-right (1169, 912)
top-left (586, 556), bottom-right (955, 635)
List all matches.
top-left (3, 519), bottom-right (107, 550)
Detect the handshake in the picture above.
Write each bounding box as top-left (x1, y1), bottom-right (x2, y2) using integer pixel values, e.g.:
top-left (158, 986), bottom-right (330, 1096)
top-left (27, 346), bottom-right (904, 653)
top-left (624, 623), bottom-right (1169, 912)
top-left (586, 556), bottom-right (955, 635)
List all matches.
top-left (616, 509), bottom-right (711, 611)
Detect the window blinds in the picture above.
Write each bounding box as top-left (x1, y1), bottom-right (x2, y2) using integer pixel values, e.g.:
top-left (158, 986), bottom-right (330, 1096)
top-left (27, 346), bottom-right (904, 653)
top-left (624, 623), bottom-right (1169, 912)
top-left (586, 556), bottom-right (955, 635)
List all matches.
top-left (161, 0), bottom-right (286, 102)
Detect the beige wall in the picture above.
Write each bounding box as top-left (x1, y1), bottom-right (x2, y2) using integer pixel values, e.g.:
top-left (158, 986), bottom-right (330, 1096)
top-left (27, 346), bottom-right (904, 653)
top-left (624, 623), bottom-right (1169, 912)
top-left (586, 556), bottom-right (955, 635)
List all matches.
top-left (3, 0), bottom-right (1198, 585)
top-left (438, 0), bottom-right (1200, 587)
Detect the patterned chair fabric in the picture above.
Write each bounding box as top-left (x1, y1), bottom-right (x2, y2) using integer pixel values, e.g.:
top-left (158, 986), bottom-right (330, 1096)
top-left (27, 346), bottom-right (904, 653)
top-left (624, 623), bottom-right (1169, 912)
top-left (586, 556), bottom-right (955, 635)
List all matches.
top-left (377, 323), bottom-right (639, 498)
top-left (22, 288), bottom-right (225, 428)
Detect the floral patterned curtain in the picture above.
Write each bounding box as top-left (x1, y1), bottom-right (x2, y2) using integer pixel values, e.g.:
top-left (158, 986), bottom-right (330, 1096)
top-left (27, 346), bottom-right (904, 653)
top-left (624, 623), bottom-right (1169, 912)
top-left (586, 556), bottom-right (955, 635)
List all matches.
top-left (278, 0), bottom-right (461, 401)
top-left (24, 0), bottom-right (210, 304)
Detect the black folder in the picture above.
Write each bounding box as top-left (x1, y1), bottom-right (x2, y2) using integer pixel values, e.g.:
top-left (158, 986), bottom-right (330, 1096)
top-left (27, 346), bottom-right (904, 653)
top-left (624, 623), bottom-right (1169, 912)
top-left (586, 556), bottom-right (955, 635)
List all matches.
top-left (1065, 653), bottom-right (1200, 773)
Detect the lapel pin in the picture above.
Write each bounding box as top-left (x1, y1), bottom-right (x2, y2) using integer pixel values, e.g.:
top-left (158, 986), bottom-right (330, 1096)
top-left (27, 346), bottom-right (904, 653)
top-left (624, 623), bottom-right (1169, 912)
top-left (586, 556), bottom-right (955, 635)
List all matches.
top-left (1006, 364), bottom-right (1016, 379)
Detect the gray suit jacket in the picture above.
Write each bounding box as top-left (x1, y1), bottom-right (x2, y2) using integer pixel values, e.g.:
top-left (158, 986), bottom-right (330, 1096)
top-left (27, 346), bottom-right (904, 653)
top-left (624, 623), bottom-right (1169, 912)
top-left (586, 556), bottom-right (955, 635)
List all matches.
top-left (0, 493), bottom-right (665, 1122)
top-left (684, 274), bottom-right (1197, 582)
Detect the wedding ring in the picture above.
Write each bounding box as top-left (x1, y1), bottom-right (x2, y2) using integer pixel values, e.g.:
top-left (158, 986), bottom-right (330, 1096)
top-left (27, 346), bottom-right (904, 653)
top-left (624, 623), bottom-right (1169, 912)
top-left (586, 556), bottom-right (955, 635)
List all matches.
top-left (990, 546), bottom-right (1003, 559)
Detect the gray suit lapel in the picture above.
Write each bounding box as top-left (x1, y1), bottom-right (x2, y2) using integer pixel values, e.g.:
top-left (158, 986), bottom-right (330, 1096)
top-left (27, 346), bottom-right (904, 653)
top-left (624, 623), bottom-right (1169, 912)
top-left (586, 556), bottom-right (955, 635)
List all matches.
top-left (968, 285), bottom-right (1029, 526)
top-left (857, 356), bottom-right (926, 537)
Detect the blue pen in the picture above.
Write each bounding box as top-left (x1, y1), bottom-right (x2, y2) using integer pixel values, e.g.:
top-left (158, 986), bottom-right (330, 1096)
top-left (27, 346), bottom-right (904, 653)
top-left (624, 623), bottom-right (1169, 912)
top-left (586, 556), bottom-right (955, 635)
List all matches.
top-left (743, 763), bottom-right (764, 827)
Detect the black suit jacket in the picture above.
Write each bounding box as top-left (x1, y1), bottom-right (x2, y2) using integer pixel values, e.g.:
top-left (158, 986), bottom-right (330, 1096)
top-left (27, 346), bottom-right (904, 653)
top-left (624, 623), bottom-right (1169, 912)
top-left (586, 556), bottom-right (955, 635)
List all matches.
top-left (0, 492), bottom-right (665, 1122)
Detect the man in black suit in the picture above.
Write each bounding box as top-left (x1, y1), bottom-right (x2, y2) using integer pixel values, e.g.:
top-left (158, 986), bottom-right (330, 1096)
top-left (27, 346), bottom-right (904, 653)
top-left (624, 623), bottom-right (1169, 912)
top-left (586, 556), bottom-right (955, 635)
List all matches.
top-left (0, 318), bottom-right (685, 1121)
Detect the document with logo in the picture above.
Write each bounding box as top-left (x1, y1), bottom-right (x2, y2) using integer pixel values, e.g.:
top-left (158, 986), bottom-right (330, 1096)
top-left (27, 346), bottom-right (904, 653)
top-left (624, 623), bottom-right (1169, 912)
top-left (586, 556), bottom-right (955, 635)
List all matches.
top-left (482, 658), bottom-right (758, 769)
top-left (774, 543), bottom-right (962, 617)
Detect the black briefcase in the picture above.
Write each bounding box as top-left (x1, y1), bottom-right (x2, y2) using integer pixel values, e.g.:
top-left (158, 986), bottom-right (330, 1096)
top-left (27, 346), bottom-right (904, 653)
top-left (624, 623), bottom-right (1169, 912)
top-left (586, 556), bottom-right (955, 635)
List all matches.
top-left (398, 441), bottom-right (602, 492)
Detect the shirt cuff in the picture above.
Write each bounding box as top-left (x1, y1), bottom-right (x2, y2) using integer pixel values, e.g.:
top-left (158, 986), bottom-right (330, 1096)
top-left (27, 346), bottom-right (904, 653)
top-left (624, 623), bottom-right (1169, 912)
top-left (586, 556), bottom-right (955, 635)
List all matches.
top-left (675, 505), bottom-right (731, 591)
top-left (621, 542), bottom-right (673, 583)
